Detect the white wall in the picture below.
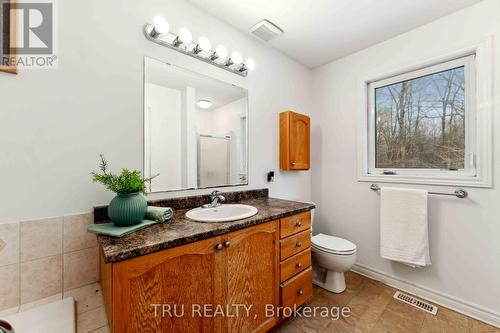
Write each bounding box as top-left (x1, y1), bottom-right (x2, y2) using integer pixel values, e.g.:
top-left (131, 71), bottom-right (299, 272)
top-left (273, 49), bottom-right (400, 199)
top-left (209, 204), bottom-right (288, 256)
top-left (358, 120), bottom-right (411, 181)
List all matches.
top-left (311, 0), bottom-right (500, 320)
top-left (212, 98), bottom-right (248, 184)
top-left (145, 83), bottom-right (183, 192)
top-left (0, 0), bottom-right (311, 223)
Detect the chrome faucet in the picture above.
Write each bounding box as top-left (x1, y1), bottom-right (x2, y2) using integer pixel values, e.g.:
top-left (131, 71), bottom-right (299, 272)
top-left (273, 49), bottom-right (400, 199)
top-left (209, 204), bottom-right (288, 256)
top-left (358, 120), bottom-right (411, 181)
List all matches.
top-left (0, 320), bottom-right (14, 333)
top-left (203, 190), bottom-right (225, 208)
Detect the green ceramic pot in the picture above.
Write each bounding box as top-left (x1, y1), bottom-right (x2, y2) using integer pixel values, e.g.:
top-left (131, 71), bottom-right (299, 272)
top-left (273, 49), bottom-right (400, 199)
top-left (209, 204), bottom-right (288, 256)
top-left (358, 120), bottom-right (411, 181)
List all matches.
top-left (108, 192), bottom-right (147, 226)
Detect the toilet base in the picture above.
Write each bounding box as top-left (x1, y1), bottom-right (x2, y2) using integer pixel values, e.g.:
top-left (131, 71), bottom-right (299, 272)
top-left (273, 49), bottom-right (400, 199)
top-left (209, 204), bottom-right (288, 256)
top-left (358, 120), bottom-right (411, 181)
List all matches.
top-left (313, 270), bottom-right (346, 293)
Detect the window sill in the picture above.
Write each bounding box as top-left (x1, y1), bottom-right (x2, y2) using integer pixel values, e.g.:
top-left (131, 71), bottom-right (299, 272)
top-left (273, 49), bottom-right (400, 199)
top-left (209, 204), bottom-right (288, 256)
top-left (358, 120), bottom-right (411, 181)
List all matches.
top-left (358, 173), bottom-right (492, 188)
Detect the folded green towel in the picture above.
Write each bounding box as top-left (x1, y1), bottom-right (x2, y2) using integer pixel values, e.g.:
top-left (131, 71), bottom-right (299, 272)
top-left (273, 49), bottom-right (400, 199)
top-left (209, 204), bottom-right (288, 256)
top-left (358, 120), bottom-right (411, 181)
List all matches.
top-left (145, 206), bottom-right (173, 223)
top-left (87, 220), bottom-right (158, 238)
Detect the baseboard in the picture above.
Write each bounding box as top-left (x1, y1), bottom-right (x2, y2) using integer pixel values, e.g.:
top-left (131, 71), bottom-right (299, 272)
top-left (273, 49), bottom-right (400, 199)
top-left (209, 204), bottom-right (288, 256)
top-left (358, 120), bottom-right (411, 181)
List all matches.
top-left (352, 263), bottom-right (500, 328)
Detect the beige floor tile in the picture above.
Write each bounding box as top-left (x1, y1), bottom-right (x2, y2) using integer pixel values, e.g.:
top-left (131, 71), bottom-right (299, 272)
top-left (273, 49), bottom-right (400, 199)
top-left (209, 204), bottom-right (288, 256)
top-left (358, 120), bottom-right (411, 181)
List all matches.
top-left (64, 247), bottom-right (99, 291)
top-left (371, 305), bottom-right (424, 333)
top-left (467, 318), bottom-right (500, 333)
top-left (385, 297), bottom-right (427, 323)
top-left (89, 326), bottom-right (110, 333)
top-left (64, 282), bottom-right (104, 314)
top-left (76, 306), bottom-right (108, 333)
top-left (0, 222), bottom-right (20, 266)
top-left (20, 255), bottom-right (62, 303)
top-left (420, 307), bottom-right (469, 333)
top-left (20, 217), bottom-right (62, 262)
top-left (63, 212), bottom-right (97, 253)
top-left (0, 264), bottom-right (20, 310)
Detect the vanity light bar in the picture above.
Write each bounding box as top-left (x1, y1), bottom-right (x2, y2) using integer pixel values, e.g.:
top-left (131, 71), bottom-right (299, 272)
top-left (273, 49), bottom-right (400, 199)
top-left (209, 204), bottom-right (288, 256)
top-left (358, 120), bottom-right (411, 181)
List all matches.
top-left (143, 17), bottom-right (255, 77)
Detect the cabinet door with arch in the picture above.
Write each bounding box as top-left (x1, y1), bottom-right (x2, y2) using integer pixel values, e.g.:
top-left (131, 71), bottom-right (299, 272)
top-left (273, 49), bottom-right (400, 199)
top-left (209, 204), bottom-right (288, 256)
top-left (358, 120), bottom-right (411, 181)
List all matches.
top-left (112, 236), bottom-right (225, 333)
top-left (223, 221), bottom-right (280, 333)
top-left (289, 112), bottom-right (310, 170)
top-left (280, 111), bottom-right (310, 170)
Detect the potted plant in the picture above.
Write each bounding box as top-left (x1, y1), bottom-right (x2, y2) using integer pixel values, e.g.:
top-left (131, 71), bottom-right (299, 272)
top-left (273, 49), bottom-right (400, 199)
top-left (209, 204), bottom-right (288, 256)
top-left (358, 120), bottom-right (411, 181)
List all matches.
top-left (91, 155), bottom-right (157, 226)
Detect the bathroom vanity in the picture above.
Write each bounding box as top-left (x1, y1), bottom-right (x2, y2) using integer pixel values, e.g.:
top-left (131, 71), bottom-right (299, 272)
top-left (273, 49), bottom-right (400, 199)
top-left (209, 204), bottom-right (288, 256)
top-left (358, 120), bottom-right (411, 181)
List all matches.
top-left (96, 189), bottom-right (314, 333)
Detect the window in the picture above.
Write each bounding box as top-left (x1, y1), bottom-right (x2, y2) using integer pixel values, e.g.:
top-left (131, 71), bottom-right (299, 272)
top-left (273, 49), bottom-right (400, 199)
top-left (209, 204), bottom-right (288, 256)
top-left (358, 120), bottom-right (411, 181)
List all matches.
top-left (361, 49), bottom-right (493, 187)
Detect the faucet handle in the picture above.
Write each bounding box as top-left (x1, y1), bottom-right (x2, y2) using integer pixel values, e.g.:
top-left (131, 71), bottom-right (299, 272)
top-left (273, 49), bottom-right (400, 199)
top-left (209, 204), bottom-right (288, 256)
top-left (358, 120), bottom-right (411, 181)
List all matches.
top-left (210, 190), bottom-right (221, 199)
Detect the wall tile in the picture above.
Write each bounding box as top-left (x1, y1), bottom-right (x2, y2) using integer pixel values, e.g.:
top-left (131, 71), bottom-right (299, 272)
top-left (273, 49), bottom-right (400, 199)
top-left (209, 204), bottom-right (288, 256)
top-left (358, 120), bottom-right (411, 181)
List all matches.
top-left (64, 247), bottom-right (99, 291)
top-left (20, 217), bottom-right (63, 262)
top-left (63, 212), bottom-right (97, 253)
top-left (19, 293), bottom-right (62, 312)
top-left (0, 264), bottom-right (20, 310)
top-left (64, 282), bottom-right (103, 314)
top-left (20, 255), bottom-right (62, 304)
top-left (0, 222), bottom-right (20, 266)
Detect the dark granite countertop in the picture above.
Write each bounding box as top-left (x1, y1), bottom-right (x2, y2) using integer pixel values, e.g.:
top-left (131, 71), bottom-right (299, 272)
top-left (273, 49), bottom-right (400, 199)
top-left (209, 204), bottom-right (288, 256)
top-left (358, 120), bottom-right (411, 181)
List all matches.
top-left (98, 196), bottom-right (315, 263)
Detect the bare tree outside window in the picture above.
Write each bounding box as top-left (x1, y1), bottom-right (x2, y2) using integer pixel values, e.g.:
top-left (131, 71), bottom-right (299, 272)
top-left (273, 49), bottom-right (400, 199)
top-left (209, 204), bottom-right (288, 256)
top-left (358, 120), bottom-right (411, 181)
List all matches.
top-left (374, 66), bottom-right (465, 170)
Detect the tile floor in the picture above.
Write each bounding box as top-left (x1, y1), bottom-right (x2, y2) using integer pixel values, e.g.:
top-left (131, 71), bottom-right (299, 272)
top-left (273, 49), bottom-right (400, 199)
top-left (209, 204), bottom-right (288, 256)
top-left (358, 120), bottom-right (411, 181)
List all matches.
top-left (272, 272), bottom-right (500, 333)
top-left (55, 271), bottom-right (500, 333)
top-left (67, 282), bottom-right (109, 333)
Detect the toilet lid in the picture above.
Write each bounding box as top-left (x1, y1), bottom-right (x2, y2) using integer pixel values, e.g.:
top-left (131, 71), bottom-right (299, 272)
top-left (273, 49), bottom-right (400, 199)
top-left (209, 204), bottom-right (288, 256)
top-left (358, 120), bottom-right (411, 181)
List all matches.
top-left (311, 234), bottom-right (356, 254)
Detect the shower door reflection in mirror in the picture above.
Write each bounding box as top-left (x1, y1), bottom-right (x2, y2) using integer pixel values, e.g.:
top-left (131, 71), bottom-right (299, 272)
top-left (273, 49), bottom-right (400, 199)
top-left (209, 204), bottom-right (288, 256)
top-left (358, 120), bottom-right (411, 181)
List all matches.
top-left (144, 57), bottom-right (249, 193)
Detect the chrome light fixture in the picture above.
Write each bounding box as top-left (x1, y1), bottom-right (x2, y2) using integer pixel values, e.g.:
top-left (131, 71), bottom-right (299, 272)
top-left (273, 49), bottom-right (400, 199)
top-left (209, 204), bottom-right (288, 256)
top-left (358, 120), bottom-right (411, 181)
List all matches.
top-left (148, 16), bottom-right (170, 39)
top-left (143, 16), bottom-right (255, 77)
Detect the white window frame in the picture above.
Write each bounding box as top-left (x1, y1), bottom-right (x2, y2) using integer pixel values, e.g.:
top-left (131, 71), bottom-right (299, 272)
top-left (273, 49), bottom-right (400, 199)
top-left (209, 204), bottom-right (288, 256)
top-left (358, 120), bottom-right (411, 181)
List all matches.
top-left (358, 38), bottom-right (493, 188)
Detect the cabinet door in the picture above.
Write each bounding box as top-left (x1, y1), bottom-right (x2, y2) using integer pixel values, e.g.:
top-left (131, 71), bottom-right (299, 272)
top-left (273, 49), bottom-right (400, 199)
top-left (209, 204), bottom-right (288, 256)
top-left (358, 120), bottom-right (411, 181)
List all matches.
top-left (113, 236), bottom-right (224, 333)
top-left (289, 112), bottom-right (310, 170)
top-left (223, 221), bottom-right (280, 333)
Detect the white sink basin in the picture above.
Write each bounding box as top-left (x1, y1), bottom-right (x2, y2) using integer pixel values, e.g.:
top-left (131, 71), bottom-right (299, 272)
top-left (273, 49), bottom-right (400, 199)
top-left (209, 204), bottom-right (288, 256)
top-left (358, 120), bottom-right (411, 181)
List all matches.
top-left (185, 204), bottom-right (258, 222)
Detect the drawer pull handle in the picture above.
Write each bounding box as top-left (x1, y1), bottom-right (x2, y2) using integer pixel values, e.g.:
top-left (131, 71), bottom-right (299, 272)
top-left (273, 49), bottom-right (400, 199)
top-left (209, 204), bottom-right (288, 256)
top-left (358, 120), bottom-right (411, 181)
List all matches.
top-left (296, 241), bottom-right (302, 248)
top-left (215, 243), bottom-right (223, 250)
top-left (296, 262), bottom-right (302, 268)
top-left (297, 289), bottom-right (304, 296)
top-left (223, 241), bottom-right (231, 248)
top-left (295, 221), bottom-right (302, 227)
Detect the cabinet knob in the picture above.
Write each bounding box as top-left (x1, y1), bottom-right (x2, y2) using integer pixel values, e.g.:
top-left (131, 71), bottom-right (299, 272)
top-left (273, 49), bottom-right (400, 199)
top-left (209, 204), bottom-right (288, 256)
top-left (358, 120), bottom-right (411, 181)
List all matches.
top-left (297, 289), bottom-right (304, 296)
top-left (223, 241), bottom-right (231, 248)
top-left (215, 243), bottom-right (223, 250)
top-left (296, 262), bottom-right (302, 268)
top-left (291, 162), bottom-right (296, 166)
top-left (295, 220), bottom-right (302, 227)
top-left (296, 241), bottom-right (302, 248)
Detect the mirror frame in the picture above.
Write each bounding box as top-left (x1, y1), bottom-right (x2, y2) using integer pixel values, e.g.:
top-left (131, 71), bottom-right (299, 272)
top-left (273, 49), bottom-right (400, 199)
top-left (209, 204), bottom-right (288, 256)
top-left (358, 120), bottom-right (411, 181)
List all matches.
top-left (143, 56), bottom-right (250, 193)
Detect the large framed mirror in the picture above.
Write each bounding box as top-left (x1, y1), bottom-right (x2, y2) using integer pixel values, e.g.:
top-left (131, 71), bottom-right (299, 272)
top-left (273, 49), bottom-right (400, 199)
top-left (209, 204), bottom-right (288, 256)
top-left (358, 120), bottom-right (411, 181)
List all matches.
top-left (144, 57), bottom-right (249, 193)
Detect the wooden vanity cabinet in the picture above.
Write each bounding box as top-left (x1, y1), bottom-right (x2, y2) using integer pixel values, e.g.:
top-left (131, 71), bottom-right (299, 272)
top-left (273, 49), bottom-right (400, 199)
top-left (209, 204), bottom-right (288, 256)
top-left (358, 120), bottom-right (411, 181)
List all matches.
top-left (100, 221), bottom-right (280, 333)
top-left (278, 211), bottom-right (313, 318)
top-left (280, 111), bottom-right (310, 171)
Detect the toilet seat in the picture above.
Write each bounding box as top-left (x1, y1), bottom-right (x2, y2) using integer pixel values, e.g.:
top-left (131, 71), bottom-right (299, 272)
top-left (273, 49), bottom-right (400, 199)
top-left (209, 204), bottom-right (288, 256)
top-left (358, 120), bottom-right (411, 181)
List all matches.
top-left (311, 234), bottom-right (356, 255)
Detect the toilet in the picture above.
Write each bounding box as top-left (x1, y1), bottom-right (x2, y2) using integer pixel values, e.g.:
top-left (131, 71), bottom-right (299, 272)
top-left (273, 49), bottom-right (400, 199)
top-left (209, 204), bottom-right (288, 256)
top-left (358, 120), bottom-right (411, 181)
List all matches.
top-left (309, 207), bottom-right (357, 293)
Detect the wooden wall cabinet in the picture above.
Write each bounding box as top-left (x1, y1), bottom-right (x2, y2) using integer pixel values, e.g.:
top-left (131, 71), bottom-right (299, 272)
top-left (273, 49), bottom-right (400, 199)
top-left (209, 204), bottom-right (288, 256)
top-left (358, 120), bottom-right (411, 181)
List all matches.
top-left (101, 221), bottom-right (280, 333)
top-left (280, 111), bottom-right (310, 171)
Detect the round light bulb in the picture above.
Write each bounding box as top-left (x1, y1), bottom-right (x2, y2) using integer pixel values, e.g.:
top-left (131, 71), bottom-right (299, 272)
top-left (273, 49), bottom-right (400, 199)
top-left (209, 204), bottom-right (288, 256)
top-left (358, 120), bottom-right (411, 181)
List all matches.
top-left (215, 45), bottom-right (228, 59)
top-left (246, 58), bottom-right (256, 70)
top-left (178, 28), bottom-right (193, 44)
top-left (231, 52), bottom-right (242, 65)
top-left (198, 36), bottom-right (211, 52)
top-left (153, 16), bottom-right (169, 34)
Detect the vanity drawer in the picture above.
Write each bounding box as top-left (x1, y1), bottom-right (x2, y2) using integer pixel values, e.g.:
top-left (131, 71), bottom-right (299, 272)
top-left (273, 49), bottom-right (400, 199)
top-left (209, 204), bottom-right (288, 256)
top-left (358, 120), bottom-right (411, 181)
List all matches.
top-left (280, 249), bottom-right (311, 282)
top-left (281, 268), bottom-right (312, 311)
top-left (280, 230), bottom-right (311, 260)
top-left (280, 211), bottom-right (311, 239)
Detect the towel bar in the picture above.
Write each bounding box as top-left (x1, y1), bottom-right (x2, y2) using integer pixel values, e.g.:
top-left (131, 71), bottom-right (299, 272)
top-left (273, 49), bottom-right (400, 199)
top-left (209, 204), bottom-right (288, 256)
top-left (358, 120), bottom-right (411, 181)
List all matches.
top-left (370, 184), bottom-right (468, 199)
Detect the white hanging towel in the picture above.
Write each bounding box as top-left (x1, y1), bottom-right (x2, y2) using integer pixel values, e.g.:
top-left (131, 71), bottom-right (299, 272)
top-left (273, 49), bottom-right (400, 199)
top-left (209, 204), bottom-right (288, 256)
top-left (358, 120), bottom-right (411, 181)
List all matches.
top-left (380, 187), bottom-right (431, 267)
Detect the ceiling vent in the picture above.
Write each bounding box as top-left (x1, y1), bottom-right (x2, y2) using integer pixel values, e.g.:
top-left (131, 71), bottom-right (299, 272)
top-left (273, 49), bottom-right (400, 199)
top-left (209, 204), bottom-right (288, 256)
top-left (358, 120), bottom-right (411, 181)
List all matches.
top-left (249, 19), bottom-right (284, 42)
